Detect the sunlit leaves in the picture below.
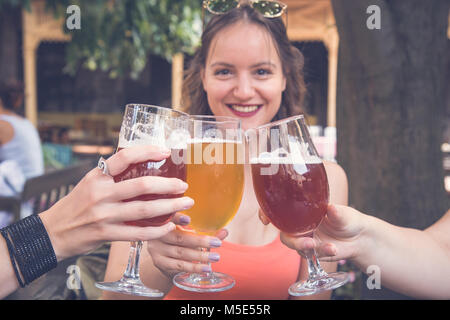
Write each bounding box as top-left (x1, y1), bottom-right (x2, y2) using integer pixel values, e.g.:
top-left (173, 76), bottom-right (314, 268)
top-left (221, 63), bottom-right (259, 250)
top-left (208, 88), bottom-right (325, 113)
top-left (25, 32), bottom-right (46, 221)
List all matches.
top-left (1, 0), bottom-right (202, 79)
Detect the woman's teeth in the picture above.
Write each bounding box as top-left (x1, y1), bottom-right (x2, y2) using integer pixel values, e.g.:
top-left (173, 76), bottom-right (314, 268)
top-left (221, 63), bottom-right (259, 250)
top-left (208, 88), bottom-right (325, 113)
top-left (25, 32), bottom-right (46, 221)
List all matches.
top-left (230, 105), bottom-right (259, 113)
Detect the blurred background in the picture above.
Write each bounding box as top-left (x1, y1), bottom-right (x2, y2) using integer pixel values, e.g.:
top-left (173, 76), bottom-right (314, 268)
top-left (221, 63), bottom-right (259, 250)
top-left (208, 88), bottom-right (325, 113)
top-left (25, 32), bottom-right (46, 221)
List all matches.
top-left (0, 0), bottom-right (449, 299)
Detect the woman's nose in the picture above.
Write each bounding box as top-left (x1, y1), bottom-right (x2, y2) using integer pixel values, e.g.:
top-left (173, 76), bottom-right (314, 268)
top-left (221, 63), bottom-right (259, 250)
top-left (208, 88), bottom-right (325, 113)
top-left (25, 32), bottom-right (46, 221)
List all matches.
top-left (233, 74), bottom-right (255, 100)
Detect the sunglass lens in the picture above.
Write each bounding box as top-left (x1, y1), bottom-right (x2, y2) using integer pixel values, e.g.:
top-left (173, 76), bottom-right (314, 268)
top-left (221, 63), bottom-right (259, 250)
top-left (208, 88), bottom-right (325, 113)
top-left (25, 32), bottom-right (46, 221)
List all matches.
top-left (253, 1), bottom-right (284, 17)
top-left (207, 0), bottom-right (239, 14)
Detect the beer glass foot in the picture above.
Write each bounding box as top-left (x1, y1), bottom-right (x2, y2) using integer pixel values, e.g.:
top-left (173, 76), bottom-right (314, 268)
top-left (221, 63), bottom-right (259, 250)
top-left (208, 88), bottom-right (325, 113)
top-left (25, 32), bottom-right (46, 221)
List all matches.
top-left (173, 272), bottom-right (235, 292)
top-left (95, 278), bottom-right (164, 298)
top-left (288, 272), bottom-right (349, 296)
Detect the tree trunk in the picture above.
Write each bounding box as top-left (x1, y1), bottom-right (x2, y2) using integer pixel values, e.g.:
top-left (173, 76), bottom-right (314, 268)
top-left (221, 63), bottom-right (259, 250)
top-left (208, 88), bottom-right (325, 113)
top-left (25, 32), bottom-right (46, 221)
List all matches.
top-left (331, 0), bottom-right (449, 299)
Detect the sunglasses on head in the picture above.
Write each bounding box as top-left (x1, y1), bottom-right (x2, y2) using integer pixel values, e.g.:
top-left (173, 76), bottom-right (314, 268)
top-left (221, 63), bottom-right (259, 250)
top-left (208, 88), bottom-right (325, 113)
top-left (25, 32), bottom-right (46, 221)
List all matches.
top-left (203, 0), bottom-right (287, 18)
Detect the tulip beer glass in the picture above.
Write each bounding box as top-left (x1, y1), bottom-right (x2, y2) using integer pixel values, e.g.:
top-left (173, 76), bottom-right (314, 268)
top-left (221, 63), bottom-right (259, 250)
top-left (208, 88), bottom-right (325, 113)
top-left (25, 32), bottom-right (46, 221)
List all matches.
top-left (248, 115), bottom-right (349, 296)
top-left (95, 104), bottom-right (189, 297)
top-left (173, 115), bottom-right (244, 292)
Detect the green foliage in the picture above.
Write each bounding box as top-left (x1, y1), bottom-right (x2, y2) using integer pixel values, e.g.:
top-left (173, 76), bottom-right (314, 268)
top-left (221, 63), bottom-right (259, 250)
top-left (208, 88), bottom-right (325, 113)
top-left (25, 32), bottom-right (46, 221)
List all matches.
top-left (2, 0), bottom-right (202, 79)
top-left (0, 0), bottom-right (30, 10)
top-left (51, 0), bottom-right (202, 79)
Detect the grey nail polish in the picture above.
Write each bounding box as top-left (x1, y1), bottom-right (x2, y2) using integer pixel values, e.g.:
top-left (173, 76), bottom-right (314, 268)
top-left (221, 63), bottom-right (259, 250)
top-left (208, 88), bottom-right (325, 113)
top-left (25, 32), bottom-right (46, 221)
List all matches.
top-left (179, 215), bottom-right (190, 225)
top-left (208, 252), bottom-right (220, 262)
top-left (209, 238), bottom-right (222, 248)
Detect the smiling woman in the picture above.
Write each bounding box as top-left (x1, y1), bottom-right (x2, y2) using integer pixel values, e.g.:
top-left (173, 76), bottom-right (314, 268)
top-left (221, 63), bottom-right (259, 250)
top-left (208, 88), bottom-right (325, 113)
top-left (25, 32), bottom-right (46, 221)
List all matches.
top-left (201, 21), bottom-right (286, 130)
top-left (102, 3), bottom-right (347, 301)
top-left (182, 2), bottom-right (305, 127)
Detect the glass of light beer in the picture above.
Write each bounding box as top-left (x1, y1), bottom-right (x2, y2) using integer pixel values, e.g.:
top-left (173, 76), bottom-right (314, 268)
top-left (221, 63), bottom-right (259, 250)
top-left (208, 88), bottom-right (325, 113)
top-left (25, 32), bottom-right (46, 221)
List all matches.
top-left (248, 115), bottom-right (349, 296)
top-left (95, 104), bottom-right (189, 297)
top-left (172, 115), bottom-right (244, 292)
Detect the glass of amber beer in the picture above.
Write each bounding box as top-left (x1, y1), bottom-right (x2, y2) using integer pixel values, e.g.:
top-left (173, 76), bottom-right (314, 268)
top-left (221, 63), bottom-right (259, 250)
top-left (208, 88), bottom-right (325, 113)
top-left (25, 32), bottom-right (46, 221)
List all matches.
top-left (172, 115), bottom-right (244, 292)
top-left (248, 115), bottom-right (349, 296)
top-left (95, 104), bottom-right (189, 297)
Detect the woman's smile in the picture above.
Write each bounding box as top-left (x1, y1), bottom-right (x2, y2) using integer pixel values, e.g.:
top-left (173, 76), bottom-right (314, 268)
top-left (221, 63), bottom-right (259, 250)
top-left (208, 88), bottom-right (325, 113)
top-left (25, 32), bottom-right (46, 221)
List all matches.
top-left (226, 104), bottom-right (263, 117)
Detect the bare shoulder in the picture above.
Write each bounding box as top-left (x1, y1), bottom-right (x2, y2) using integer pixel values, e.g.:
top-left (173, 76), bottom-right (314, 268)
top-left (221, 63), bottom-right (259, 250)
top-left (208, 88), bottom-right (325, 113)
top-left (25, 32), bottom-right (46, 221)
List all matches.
top-left (323, 161), bottom-right (348, 185)
top-left (0, 120), bottom-right (14, 145)
top-left (323, 161), bottom-right (348, 206)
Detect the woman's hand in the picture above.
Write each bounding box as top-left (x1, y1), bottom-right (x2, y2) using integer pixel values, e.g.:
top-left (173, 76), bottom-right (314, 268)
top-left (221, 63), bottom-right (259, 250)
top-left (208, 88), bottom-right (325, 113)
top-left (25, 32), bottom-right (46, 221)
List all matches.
top-left (260, 204), bottom-right (368, 262)
top-left (39, 145), bottom-right (194, 261)
top-left (147, 216), bottom-right (228, 279)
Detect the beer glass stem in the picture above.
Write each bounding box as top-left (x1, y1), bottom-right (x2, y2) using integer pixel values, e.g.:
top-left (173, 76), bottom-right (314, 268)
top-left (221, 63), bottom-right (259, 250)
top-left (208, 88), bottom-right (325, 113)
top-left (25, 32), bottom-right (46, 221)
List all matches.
top-left (201, 247), bottom-right (212, 275)
top-left (95, 238), bottom-right (164, 297)
top-left (305, 248), bottom-right (327, 280)
top-left (122, 241), bottom-right (143, 282)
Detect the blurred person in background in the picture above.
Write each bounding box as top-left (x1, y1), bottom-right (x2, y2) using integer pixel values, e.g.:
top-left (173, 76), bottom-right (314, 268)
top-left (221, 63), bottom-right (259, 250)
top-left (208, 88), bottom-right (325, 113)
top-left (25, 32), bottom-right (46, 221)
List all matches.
top-left (0, 80), bottom-right (44, 226)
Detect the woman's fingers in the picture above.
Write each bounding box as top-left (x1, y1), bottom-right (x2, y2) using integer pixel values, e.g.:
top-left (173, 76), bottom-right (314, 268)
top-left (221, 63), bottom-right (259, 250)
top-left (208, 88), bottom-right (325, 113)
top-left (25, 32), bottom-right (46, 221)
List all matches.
top-left (105, 145), bottom-right (171, 176)
top-left (153, 241), bottom-right (217, 265)
top-left (110, 197), bottom-right (194, 223)
top-left (315, 243), bottom-right (338, 261)
top-left (106, 223), bottom-right (177, 242)
top-left (160, 228), bottom-right (222, 249)
top-left (152, 254), bottom-right (213, 275)
top-left (109, 176), bottom-right (188, 201)
top-left (147, 228), bottom-right (223, 275)
top-left (280, 233), bottom-right (337, 260)
top-left (172, 212), bottom-right (191, 226)
top-left (280, 232), bottom-right (314, 252)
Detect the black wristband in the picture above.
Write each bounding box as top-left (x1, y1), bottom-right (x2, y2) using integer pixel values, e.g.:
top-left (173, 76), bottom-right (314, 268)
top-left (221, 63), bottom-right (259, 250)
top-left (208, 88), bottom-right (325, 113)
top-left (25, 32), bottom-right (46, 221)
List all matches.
top-left (0, 215), bottom-right (57, 287)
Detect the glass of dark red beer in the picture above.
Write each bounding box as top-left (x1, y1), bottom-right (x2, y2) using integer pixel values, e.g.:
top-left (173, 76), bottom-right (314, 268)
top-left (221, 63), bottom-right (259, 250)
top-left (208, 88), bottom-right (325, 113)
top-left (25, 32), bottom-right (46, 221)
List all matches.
top-left (95, 104), bottom-right (189, 297)
top-left (248, 115), bottom-right (349, 296)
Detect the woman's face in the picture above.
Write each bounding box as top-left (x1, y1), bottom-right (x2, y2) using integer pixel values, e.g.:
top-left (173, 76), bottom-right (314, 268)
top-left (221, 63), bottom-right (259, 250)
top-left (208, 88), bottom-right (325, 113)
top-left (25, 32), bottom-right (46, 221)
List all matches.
top-left (202, 22), bottom-right (286, 130)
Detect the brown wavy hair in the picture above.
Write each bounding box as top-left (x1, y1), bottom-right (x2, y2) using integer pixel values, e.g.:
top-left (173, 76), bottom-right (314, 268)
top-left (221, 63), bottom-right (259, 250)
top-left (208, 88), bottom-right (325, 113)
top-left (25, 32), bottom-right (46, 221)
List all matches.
top-left (0, 80), bottom-right (24, 111)
top-left (181, 4), bottom-right (306, 121)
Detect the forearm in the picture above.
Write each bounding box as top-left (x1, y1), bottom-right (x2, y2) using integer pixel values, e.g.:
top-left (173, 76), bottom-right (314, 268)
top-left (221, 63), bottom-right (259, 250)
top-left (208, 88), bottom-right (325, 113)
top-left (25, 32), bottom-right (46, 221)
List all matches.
top-left (356, 215), bottom-right (450, 299)
top-left (0, 237), bottom-right (19, 299)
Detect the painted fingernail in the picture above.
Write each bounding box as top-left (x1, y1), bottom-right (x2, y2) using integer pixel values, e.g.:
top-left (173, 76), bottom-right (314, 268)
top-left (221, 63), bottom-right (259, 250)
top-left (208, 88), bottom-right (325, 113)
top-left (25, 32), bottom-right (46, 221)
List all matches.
top-left (209, 238), bottom-right (222, 248)
top-left (179, 214), bottom-right (191, 225)
top-left (208, 252), bottom-right (220, 262)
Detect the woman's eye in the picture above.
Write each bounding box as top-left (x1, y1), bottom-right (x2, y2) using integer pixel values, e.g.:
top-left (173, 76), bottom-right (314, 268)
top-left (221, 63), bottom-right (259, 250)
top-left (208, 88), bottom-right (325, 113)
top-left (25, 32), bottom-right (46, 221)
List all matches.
top-left (255, 69), bottom-right (272, 76)
top-left (215, 69), bottom-right (231, 76)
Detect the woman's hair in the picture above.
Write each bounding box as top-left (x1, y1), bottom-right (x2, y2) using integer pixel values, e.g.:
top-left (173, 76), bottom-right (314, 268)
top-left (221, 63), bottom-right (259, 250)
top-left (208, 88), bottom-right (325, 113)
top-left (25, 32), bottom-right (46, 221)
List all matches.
top-left (0, 80), bottom-right (24, 111)
top-left (182, 4), bottom-right (306, 121)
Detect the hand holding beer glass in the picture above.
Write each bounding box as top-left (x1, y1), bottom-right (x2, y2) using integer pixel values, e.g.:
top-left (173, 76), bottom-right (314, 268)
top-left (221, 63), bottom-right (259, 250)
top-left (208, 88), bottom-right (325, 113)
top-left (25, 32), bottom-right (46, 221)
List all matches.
top-left (173, 116), bottom-right (244, 292)
top-left (95, 104), bottom-right (189, 297)
top-left (248, 115), bottom-right (349, 296)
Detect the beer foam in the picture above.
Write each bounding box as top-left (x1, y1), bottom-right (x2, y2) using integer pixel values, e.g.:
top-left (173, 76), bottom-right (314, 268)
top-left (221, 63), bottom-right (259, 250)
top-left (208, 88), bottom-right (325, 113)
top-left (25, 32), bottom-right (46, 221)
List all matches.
top-left (250, 146), bottom-right (322, 165)
top-left (166, 129), bottom-right (189, 149)
top-left (188, 138), bottom-right (243, 144)
top-left (118, 135), bottom-right (165, 148)
top-left (118, 120), bottom-right (190, 149)
top-left (250, 156), bottom-right (321, 165)
top-left (118, 121), bottom-right (165, 148)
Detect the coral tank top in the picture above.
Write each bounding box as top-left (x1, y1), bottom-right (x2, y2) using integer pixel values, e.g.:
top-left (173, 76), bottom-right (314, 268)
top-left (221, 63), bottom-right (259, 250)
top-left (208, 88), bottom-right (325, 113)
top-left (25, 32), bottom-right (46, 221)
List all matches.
top-left (164, 236), bottom-right (300, 300)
